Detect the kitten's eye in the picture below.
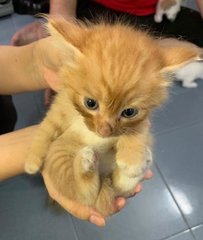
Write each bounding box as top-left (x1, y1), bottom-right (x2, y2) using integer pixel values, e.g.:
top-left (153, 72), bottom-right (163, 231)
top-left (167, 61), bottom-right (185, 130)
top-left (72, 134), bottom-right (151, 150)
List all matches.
top-left (121, 108), bottom-right (138, 118)
top-left (84, 97), bottom-right (99, 110)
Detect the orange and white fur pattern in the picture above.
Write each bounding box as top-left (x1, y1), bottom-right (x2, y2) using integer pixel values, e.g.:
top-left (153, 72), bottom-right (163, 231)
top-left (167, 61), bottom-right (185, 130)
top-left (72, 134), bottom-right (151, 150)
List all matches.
top-left (154, 0), bottom-right (184, 23)
top-left (25, 19), bottom-right (203, 216)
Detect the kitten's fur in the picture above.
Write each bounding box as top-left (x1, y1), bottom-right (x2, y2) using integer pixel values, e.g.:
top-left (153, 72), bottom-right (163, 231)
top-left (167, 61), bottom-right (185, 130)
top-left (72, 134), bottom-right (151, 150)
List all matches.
top-left (154, 0), bottom-right (183, 23)
top-left (25, 19), bottom-right (202, 216)
top-left (175, 61), bottom-right (203, 88)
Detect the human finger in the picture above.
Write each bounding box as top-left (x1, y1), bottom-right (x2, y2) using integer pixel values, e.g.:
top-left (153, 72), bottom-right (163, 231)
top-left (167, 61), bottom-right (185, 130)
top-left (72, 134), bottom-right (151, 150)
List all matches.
top-left (144, 169), bottom-right (153, 179)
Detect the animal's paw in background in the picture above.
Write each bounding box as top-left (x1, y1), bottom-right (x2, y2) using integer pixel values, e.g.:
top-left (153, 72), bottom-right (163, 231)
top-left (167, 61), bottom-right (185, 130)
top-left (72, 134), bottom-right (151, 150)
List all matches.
top-left (154, 13), bottom-right (163, 23)
top-left (182, 81), bottom-right (198, 88)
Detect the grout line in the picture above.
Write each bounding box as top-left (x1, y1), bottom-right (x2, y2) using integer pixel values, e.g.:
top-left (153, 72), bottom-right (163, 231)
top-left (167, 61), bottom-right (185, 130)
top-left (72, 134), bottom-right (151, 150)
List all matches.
top-left (191, 229), bottom-right (197, 240)
top-left (191, 223), bottom-right (203, 231)
top-left (160, 229), bottom-right (192, 240)
top-left (70, 216), bottom-right (80, 240)
top-left (154, 161), bottom-right (196, 240)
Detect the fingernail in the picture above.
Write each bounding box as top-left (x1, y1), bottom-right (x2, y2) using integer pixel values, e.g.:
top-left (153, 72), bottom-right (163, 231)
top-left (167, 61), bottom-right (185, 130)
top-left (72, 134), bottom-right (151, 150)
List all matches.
top-left (135, 184), bottom-right (142, 193)
top-left (116, 198), bottom-right (126, 209)
top-left (145, 169), bottom-right (153, 179)
top-left (90, 210), bottom-right (102, 218)
top-left (89, 215), bottom-right (105, 227)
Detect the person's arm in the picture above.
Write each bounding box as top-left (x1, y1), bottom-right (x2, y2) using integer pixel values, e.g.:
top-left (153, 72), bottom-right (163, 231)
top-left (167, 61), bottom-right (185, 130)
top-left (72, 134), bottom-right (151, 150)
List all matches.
top-left (0, 43), bottom-right (47, 94)
top-left (196, 0), bottom-right (203, 18)
top-left (0, 36), bottom-right (62, 95)
top-left (50, 0), bottom-right (77, 19)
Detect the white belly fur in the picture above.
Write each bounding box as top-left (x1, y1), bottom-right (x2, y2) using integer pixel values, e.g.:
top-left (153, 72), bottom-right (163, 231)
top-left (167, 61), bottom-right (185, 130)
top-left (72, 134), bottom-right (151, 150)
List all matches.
top-left (69, 116), bottom-right (117, 176)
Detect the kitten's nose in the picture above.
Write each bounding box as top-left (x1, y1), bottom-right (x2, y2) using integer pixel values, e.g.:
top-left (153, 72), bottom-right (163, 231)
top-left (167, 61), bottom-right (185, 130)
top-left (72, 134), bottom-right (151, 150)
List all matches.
top-left (98, 122), bottom-right (113, 137)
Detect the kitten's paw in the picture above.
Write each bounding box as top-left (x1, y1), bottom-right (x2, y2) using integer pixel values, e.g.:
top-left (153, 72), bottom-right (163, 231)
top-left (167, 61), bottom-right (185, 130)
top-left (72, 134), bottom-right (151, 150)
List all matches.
top-left (182, 82), bottom-right (198, 88)
top-left (167, 13), bottom-right (177, 22)
top-left (80, 147), bottom-right (98, 173)
top-left (25, 160), bottom-right (41, 174)
top-left (154, 14), bottom-right (163, 23)
top-left (117, 148), bottom-right (153, 178)
top-left (117, 161), bottom-right (145, 178)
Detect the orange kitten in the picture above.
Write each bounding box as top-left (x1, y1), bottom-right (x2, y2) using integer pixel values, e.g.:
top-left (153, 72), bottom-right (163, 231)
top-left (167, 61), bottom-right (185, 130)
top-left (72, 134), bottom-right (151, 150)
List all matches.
top-left (25, 19), bottom-right (202, 216)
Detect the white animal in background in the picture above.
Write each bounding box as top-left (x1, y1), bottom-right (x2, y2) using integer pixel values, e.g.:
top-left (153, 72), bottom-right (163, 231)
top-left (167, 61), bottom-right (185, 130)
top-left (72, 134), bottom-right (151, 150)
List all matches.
top-left (175, 61), bottom-right (203, 88)
top-left (154, 0), bottom-right (184, 23)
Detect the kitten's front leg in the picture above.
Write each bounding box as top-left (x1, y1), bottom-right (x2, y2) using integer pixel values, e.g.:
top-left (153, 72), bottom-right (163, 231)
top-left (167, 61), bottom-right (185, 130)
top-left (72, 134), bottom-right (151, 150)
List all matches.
top-left (25, 113), bottom-right (67, 174)
top-left (112, 134), bottom-right (152, 196)
top-left (79, 146), bottom-right (99, 174)
top-left (74, 146), bottom-right (100, 206)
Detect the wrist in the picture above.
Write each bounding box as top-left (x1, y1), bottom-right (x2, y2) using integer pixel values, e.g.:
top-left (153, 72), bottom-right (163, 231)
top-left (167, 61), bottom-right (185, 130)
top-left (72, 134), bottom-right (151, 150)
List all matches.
top-left (31, 38), bottom-right (54, 89)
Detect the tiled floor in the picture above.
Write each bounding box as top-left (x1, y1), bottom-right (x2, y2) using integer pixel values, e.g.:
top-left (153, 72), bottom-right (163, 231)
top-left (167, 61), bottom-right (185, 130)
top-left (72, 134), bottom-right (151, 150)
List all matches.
top-left (0, 3), bottom-right (203, 240)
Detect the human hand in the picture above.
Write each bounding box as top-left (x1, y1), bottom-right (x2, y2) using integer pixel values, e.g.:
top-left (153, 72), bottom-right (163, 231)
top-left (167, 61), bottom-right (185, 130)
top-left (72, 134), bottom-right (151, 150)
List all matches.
top-left (11, 22), bottom-right (48, 46)
top-left (42, 169), bottom-right (153, 227)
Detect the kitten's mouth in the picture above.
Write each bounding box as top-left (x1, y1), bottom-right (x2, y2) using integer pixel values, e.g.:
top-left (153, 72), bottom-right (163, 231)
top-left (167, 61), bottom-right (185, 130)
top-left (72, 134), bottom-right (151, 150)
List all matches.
top-left (97, 131), bottom-right (113, 138)
top-left (97, 123), bottom-right (114, 138)
top-left (96, 129), bottom-right (120, 138)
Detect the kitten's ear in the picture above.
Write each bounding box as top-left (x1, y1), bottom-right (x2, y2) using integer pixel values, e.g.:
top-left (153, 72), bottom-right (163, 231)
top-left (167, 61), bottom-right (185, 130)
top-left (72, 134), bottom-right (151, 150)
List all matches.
top-left (43, 67), bottom-right (60, 92)
top-left (46, 18), bottom-right (84, 65)
top-left (158, 38), bottom-right (203, 73)
top-left (42, 18), bottom-right (86, 91)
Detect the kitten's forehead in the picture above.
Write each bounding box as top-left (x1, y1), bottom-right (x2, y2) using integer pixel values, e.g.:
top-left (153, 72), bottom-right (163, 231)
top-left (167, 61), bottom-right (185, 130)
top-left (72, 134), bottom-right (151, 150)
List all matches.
top-left (81, 78), bottom-right (149, 111)
top-left (79, 25), bottom-right (162, 88)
